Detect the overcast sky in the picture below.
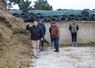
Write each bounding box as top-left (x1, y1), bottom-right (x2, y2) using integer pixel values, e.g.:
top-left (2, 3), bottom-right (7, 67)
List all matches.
top-left (12, 0), bottom-right (95, 10)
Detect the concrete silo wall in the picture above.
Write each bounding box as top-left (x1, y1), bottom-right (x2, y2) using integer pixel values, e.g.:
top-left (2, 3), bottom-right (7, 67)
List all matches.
top-left (44, 22), bottom-right (95, 45)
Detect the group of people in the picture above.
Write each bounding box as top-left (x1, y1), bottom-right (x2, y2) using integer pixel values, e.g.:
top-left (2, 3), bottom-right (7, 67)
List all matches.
top-left (26, 18), bottom-right (79, 58)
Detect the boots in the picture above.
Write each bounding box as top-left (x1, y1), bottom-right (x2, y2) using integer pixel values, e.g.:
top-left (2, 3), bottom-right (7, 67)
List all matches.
top-left (40, 40), bottom-right (45, 51)
top-left (72, 42), bottom-right (77, 47)
top-left (72, 42), bottom-right (75, 47)
top-left (54, 45), bottom-right (59, 52)
top-left (74, 42), bottom-right (77, 47)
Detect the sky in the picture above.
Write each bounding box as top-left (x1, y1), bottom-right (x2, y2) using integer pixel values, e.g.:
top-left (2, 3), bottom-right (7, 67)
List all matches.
top-left (12, 0), bottom-right (95, 10)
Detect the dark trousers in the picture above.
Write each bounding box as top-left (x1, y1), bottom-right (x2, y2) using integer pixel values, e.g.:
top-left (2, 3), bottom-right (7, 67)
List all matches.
top-left (71, 32), bottom-right (77, 42)
top-left (40, 37), bottom-right (49, 51)
top-left (51, 37), bottom-right (59, 52)
top-left (40, 37), bottom-right (44, 51)
top-left (50, 36), bottom-right (53, 47)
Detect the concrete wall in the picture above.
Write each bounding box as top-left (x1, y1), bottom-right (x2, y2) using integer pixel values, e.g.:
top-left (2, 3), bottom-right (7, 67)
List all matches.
top-left (44, 22), bottom-right (95, 45)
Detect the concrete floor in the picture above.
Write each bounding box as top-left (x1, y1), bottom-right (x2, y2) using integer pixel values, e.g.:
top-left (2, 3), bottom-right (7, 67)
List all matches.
top-left (29, 47), bottom-right (95, 68)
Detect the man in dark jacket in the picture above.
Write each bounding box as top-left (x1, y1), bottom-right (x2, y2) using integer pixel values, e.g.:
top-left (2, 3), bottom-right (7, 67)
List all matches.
top-left (38, 19), bottom-right (46, 51)
top-left (49, 23), bottom-right (54, 47)
top-left (26, 20), bottom-right (43, 58)
top-left (69, 22), bottom-right (79, 47)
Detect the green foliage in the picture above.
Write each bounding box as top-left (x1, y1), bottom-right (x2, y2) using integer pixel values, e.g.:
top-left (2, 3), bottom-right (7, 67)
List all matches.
top-left (34, 0), bottom-right (52, 10)
top-left (18, 0), bottom-right (31, 10)
top-left (0, 0), bottom-right (7, 10)
top-left (7, 0), bottom-right (31, 10)
top-left (8, 0), bottom-right (21, 3)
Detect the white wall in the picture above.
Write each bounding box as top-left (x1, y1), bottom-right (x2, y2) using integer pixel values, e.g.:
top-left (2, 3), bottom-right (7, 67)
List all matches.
top-left (44, 22), bottom-right (95, 45)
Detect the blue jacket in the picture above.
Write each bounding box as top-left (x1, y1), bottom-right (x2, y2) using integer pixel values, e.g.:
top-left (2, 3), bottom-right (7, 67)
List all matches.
top-left (39, 23), bottom-right (46, 37)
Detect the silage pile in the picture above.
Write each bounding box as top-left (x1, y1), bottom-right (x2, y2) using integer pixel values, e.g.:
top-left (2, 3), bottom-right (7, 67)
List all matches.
top-left (0, 10), bottom-right (32, 68)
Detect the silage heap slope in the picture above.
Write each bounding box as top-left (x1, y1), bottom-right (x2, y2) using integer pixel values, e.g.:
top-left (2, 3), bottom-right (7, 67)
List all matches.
top-left (0, 10), bottom-right (32, 68)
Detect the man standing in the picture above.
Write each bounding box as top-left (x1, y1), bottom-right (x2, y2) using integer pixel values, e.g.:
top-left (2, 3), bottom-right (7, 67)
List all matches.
top-left (38, 19), bottom-right (46, 51)
top-left (49, 23), bottom-right (53, 47)
top-left (26, 20), bottom-right (43, 58)
top-left (49, 23), bottom-right (60, 52)
top-left (69, 22), bottom-right (79, 47)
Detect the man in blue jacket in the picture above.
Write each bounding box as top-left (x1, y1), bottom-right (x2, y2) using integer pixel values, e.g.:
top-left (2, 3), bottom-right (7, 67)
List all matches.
top-left (38, 19), bottom-right (46, 51)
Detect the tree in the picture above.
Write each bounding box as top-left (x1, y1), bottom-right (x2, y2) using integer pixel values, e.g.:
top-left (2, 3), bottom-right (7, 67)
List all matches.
top-left (6, 0), bottom-right (31, 10)
top-left (19, 0), bottom-right (31, 10)
top-left (0, 0), bottom-right (7, 10)
top-left (34, 0), bottom-right (52, 10)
